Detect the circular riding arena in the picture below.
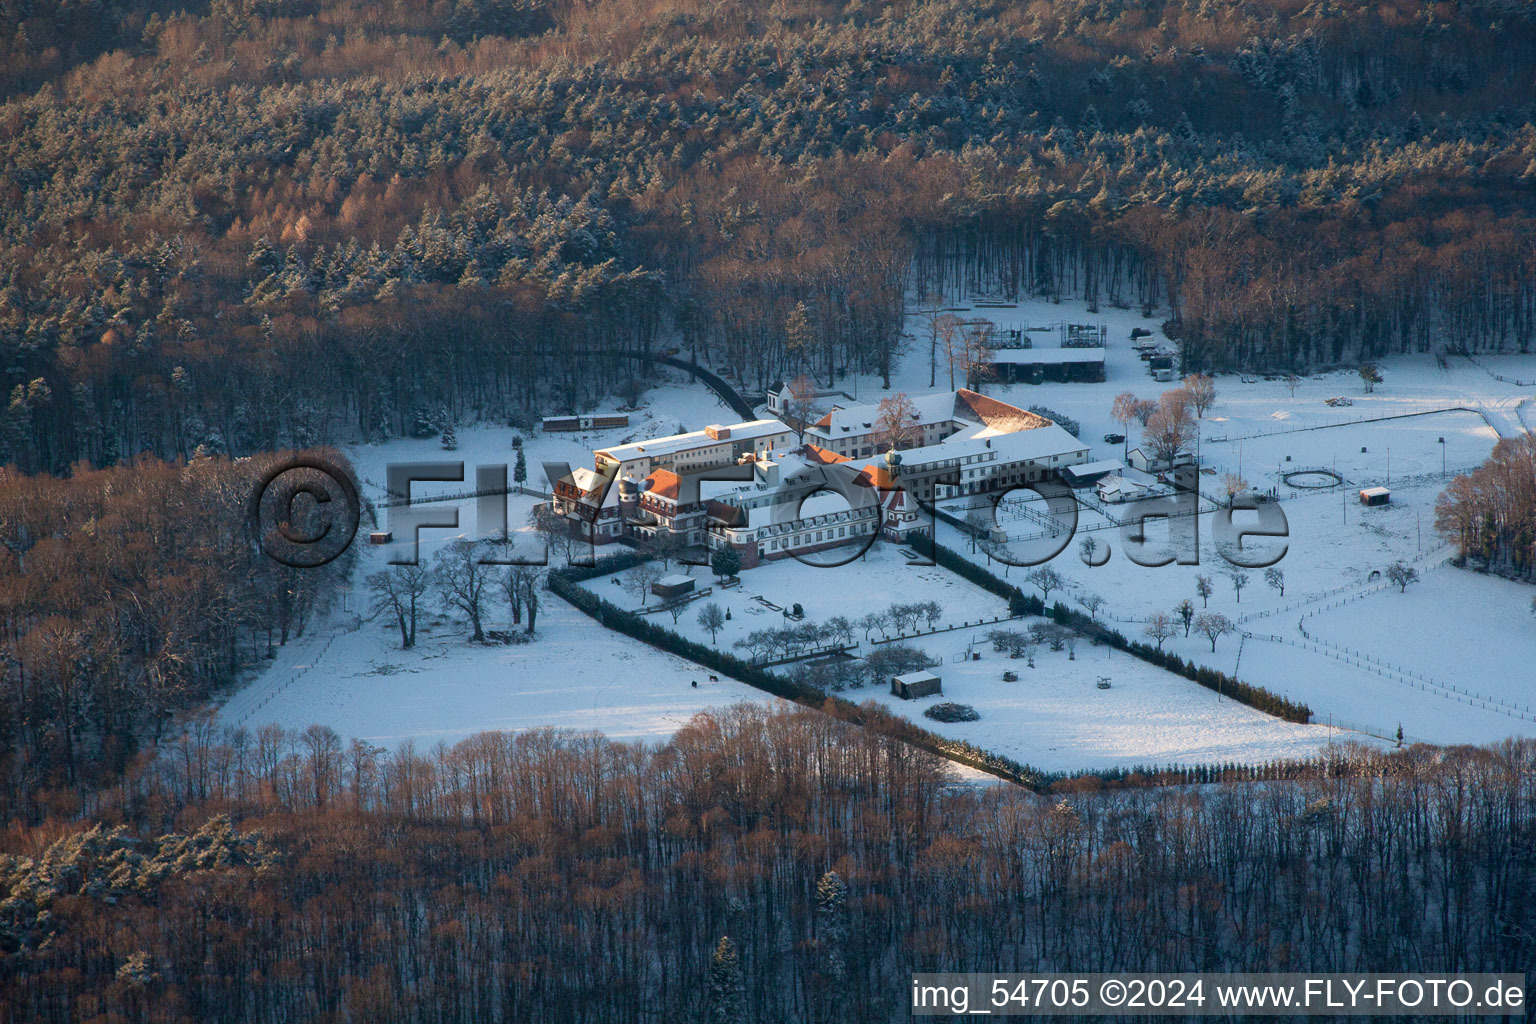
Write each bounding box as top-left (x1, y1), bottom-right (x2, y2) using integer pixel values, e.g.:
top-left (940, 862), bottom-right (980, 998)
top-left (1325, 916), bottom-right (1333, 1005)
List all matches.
top-left (1282, 469), bottom-right (1343, 489)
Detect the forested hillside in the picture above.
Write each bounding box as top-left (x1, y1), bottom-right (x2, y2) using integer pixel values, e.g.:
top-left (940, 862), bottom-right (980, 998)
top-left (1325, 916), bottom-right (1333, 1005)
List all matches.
top-left (3, 0), bottom-right (1536, 472)
top-left (1, 705), bottom-right (1531, 1022)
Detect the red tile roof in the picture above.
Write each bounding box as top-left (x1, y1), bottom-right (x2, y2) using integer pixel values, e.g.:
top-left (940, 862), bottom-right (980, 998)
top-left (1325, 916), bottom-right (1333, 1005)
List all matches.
top-left (643, 469), bottom-right (681, 500)
top-left (954, 388), bottom-right (1051, 432)
top-left (801, 443), bottom-right (850, 465)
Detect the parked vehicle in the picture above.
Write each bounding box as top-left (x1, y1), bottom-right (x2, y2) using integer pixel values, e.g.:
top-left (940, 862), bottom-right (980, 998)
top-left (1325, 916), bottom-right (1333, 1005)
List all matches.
top-left (1103, 432), bottom-right (1126, 444)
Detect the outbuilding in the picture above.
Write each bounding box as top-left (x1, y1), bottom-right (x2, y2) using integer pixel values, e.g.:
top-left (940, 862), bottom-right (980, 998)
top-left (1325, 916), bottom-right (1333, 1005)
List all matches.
top-left (891, 670), bottom-right (943, 700)
top-left (651, 574), bottom-right (697, 600)
top-left (1359, 486), bottom-right (1391, 507)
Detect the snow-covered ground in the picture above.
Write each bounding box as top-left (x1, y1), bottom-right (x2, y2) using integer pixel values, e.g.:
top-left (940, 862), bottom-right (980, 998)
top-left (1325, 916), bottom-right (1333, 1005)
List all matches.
top-left (216, 290), bottom-right (1536, 769)
top-left (218, 585), bottom-right (783, 747)
top-left (858, 621), bottom-right (1348, 774)
top-left (577, 547), bottom-right (1356, 771)
top-left (581, 544), bottom-right (1007, 650)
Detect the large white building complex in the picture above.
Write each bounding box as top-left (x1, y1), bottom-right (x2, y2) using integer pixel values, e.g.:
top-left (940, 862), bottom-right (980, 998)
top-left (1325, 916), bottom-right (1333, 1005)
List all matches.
top-left (551, 389), bottom-right (1089, 569)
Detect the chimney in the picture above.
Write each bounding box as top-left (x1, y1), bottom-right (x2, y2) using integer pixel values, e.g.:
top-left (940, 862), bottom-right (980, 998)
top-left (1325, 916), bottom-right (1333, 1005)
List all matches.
top-left (705, 424), bottom-right (731, 440)
top-left (755, 459), bottom-right (780, 488)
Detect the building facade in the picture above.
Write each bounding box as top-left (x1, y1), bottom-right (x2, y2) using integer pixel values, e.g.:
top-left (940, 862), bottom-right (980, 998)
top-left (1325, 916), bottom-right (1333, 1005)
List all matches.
top-left (552, 390), bottom-right (1091, 569)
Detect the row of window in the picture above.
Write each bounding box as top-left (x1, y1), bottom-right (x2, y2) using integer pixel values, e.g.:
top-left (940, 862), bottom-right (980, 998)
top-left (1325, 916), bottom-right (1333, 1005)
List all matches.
top-left (764, 523), bottom-right (872, 551)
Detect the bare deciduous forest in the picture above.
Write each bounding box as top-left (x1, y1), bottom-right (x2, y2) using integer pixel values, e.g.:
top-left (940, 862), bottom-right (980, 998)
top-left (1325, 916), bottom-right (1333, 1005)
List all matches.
top-left (1436, 432), bottom-right (1536, 581)
top-left (2, 0), bottom-right (1536, 472)
top-left (0, 706), bottom-right (1532, 1022)
top-left (0, 452), bottom-right (355, 816)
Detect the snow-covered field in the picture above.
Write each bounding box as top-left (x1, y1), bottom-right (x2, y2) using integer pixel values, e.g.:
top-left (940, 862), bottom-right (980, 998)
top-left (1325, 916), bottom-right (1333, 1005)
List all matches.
top-left (859, 621), bottom-right (1345, 774)
top-left (578, 547), bottom-right (1354, 771)
top-left (218, 585), bottom-right (783, 747)
top-left (216, 290), bottom-right (1536, 769)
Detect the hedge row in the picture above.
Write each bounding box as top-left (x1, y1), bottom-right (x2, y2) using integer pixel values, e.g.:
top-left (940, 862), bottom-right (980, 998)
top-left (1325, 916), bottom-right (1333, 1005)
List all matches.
top-left (546, 559), bottom-right (1051, 788)
top-left (908, 535), bottom-right (1314, 724)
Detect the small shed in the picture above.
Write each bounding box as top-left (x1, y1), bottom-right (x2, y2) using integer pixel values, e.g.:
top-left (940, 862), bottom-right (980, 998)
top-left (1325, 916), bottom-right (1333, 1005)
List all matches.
top-left (1061, 459), bottom-right (1125, 489)
top-left (368, 531), bottom-right (393, 545)
top-left (1097, 473), bottom-right (1151, 504)
top-left (891, 670), bottom-right (942, 700)
top-left (651, 574), bottom-right (697, 600)
top-left (1359, 486), bottom-right (1391, 507)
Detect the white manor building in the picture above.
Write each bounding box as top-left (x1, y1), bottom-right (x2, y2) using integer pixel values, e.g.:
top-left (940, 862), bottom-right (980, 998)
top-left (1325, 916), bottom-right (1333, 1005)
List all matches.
top-left (551, 388), bottom-right (1089, 569)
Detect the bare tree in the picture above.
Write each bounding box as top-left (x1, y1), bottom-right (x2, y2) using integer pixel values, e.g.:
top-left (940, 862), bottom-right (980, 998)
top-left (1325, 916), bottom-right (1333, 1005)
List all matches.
top-left (433, 540), bottom-right (493, 642)
top-left (1182, 373), bottom-right (1217, 417)
top-left (641, 529), bottom-right (688, 571)
top-left (960, 319), bottom-right (997, 391)
top-left (1385, 561), bottom-right (1419, 593)
top-left (1026, 566), bottom-right (1065, 604)
top-left (628, 562), bottom-right (665, 606)
top-left (923, 299), bottom-right (961, 389)
top-left (1110, 392), bottom-right (1141, 457)
top-left (1195, 574), bottom-right (1214, 608)
top-left (1227, 567), bottom-right (1250, 603)
top-left (697, 602), bottom-right (725, 642)
top-left (1285, 373), bottom-right (1301, 397)
top-left (1193, 612), bottom-right (1234, 651)
top-left (782, 373), bottom-right (822, 442)
top-left (504, 565), bottom-right (544, 632)
top-left (1142, 611), bottom-right (1177, 650)
top-left (529, 502), bottom-right (576, 565)
top-left (1264, 567), bottom-right (1285, 597)
top-left (965, 505), bottom-right (992, 553)
top-left (367, 564), bottom-right (430, 648)
top-left (1144, 388), bottom-right (1196, 465)
top-left (1220, 473), bottom-right (1249, 507)
top-left (874, 392), bottom-right (920, 452)
top-left (1077, 592), bottom-right (1106, 621)
top-left (826, 615), bottom-right (855, 647)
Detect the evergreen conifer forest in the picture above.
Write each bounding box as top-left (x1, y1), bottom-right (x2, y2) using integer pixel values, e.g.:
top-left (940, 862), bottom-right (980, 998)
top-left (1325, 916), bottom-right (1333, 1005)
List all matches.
top-left (2, 1), bottom-right (1536, 471)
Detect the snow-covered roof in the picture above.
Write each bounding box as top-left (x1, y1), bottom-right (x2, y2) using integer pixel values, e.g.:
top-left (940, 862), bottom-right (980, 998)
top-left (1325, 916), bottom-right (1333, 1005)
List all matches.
top-left (896, 423), bottom-right (1087, 469)
top-left (807, 388), bottom-right (1056, 440)
top-left (1119, 467), bottom-right (1159, 487)
top-left (597, 418), bottom-right (790, 461)
top-left (561, 466), bottom-right (620, 507)
top-left (1098, 475), bottom-right (1150, 496)
top-left (809, 391), bottom-right (961, 437)
top-left (655, 574), bottom-right (694, 588)
top-left (1062, 459), bottom-right (1126, 478)
top-left (894, 671), bottom-right (940, 685)
top-left (1360, 486), bottom-right (1391, 497)
top-left (1098, 468), bottom-right (1160, 495)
